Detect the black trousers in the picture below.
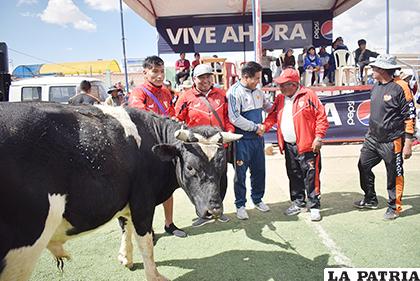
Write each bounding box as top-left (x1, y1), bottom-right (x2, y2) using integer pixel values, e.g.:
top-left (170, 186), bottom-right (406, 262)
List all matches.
top-left (358, 136), bottom-right (404, 212)
top-left (175, 71), bottom-right (190, 85)
top-left (284, 142), bottom-right (321, 209)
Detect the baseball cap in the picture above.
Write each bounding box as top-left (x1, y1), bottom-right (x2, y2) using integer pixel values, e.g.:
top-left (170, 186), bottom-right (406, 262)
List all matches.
top-left (193, 64), bottom-right (213, 77)
top-left (274, 68), bottom-right (300, 85)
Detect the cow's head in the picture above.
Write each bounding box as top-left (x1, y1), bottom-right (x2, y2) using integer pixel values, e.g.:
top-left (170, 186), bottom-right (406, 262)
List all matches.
top-left (152, 126), bottom-right (242, 218)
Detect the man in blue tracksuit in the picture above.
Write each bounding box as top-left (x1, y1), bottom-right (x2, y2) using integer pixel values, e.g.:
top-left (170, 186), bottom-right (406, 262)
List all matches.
top-left (227, 61), bottom-right (272, 220)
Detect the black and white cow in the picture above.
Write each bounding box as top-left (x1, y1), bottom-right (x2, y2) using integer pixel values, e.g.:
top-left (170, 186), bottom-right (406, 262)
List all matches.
top-left (0, 102), bottom-right (241, 281)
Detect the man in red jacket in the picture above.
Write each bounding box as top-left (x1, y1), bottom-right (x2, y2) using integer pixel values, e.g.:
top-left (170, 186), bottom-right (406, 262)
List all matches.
top-left (128, 56), bottom-right (185, 237)
top-left (263, 68), bottom-right (329, 221)
top-left (176, 64), bottom-right (234, 226)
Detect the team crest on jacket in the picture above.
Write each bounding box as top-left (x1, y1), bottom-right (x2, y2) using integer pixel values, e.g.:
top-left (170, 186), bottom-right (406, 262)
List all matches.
top-left (215, 99), bottom-right (221, 105)
top-left (194, 102), bottom-right (201, 108)
top-left (383, 94), bottom-right (392, 102)
top-left (298, 100), bottom-right (305, 108)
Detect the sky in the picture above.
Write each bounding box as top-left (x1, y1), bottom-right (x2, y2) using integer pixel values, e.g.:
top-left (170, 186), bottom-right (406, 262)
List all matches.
top-left (1, 0), bottom-right (420, 72)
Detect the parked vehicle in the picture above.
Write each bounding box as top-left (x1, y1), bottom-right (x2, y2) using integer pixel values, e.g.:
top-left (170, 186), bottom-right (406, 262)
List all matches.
top-left (9, 76), bottom-right (107, 103)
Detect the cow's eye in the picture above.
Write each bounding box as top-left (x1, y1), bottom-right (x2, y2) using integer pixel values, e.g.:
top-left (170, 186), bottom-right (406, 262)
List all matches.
top-left (185, 165), bottom-right (197, 175)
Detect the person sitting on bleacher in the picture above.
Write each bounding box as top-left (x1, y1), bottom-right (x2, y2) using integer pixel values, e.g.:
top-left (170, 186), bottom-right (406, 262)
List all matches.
top-left (355, 39), bottom-right (379, 83)
top-left (175, 52), bottom-right (191, 86)
top-left (303, 46), bottom-right (323, 86)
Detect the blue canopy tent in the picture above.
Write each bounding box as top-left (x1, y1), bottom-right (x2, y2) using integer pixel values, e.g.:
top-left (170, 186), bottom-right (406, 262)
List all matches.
top-left (12, 64), bottom-right (43, 79)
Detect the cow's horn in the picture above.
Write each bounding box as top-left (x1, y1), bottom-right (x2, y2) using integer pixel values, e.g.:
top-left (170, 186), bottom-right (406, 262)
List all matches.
top-left (174, 129), bottom-right (191, 142)
top-left (220, 132), bottom-right (243, 143)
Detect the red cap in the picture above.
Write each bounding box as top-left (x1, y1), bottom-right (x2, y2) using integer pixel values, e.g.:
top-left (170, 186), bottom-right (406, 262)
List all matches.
top-left (274, 68), bottom-right (300, 85)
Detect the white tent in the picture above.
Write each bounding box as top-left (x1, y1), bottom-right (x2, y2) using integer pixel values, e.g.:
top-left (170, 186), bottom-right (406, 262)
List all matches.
top-left (124, 0), bottom-right (362, 27)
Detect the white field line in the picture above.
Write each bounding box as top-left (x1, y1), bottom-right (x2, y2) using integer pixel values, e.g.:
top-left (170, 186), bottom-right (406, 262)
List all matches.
top-left (270, 160), bottom-right (353, 267)
top-left (303, 216), bottom-right (353, 267)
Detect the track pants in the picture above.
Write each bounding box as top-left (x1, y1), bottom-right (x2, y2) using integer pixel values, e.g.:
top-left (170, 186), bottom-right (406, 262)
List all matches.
top-left (285, 142), bottom-right (321, 209)
top-left (234, 137), bottom-right (266, 208)
top-left (358, 136), bottom-right (405, 212)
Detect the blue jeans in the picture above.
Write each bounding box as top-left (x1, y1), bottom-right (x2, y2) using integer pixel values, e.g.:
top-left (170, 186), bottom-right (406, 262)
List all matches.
top-left (234, 137), bottom-right (266, 208)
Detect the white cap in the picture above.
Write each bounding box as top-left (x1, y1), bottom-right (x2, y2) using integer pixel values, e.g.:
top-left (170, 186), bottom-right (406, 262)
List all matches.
top-left (193, 64), bottom-right (213, 77)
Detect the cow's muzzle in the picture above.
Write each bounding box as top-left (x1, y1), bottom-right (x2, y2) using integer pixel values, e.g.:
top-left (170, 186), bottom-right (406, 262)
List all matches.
top-left (207, 199), bottom-right (222, 218)
top-left (208, 207), bottom-right (222, 218)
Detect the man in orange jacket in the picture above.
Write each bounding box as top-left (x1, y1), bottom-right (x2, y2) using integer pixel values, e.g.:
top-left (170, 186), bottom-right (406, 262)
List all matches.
top-left (176, 64), bottom-right (234, 226)
top-left (128, 56), bottom-right (186, 237)
top-left (263, 68), bottom-right (329, 221)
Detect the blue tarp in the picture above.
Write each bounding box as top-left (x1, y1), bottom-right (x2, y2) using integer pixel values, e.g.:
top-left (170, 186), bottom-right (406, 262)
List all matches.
top-left (12, 64), bottom-right (43, 78)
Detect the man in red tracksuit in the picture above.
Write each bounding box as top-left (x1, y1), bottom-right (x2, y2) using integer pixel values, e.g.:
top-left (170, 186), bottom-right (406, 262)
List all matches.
top-left (263, 68), bottom-right (329, 221)
top-left (128, 56), bottom-right (185, 237)
top-left (176, 64), bottom-right (235, 227)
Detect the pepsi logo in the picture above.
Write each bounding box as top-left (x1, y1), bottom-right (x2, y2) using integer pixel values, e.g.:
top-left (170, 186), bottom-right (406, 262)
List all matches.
top-left (261, 23), bottom-right (273, 43)
top-left (357, 100), bottom-right (370, 126)
top-left (321, 20), bottom-right (333, 40)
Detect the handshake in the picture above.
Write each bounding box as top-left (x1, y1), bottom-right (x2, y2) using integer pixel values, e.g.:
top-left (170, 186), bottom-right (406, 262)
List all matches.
top-left (256, 124), bottom-right (266, 137)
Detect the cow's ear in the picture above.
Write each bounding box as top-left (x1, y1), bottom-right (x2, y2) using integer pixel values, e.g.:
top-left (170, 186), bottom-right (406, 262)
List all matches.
top-left (152, 144), bottom-right (179, 161)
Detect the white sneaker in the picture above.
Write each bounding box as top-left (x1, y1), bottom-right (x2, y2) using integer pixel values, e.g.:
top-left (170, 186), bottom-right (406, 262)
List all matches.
top-left (236, 206), bottom-right (249, 220)
top-left (310, 208), bottom-right (322, 221)
top-left (254, 201), bottom-right (270, 212)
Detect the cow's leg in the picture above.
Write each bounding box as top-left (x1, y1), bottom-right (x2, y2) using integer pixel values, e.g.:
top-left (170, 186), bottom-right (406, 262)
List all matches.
top-left (0, 194), bottom-right (65, 281)
top-left (134, 232), bottom-right (169, 281)
top-left (117, 216), bottom-right (134, 269)
top-left (47, 241), bottom-right (71, 271)
top-left (130, 202), bottom-right (169, 281)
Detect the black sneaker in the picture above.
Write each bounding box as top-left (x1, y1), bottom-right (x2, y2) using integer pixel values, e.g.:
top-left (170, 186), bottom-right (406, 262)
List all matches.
top-left (353, 198), bottom-right (378, 209)
top-left (284, 203), bottom-right (304, 216)
top-left (192, 217), bottom-right (214, 227)
top-left (383, 208), bottom-right (399, 220)
top-left (164, 223), bottom-right (187, 238)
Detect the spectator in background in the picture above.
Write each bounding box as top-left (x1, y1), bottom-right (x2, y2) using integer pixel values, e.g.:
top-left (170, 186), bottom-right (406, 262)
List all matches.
top-left (128, 56), bottom-right (186, 238)
top-left (68, 80), bottom-right (100, 105)
top-left (175, 52), bottom-right (190, 85)
top-left (297, 47), bottom-right (307, 76)
top-left (210, 54), bottom-right (222, 72)
top-left (355, 39), bottom-right (379, 83)
top-left (283, 48), bottom-right (296, 69)
top-left (329, 37), bottom-right (349, 83)
top-left (332, 36), bottom-right (348, 51)
top-left (304, 46), bottom-right (323, 86)
top-left (261, 49), bottom-right (277, 86)
top-left (318, 46), bottom-right (332, 84)
top-left (192, 52), bottom-right (201, 70)
top-left (105, 86), bottom-right (124, 107)
top-left (263, 68), bottom-right (329, 221)
top-left (115, 81), bottom-right (124, 91)
top-left (274, 49), bottom-right (285, 79)
top-left (176, 64), bottom-right (234, 226)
